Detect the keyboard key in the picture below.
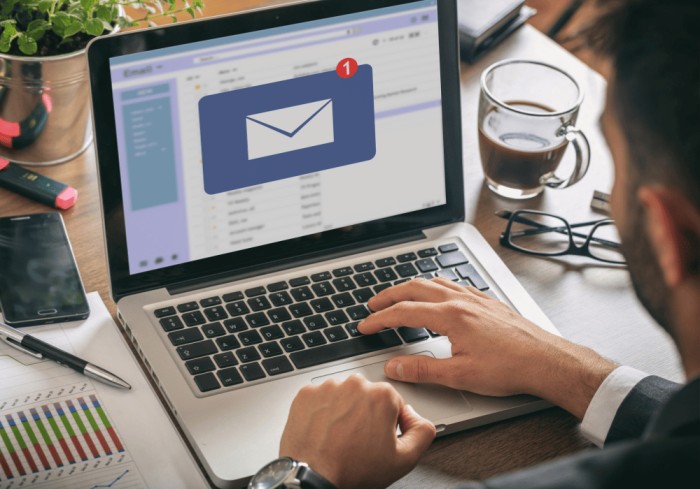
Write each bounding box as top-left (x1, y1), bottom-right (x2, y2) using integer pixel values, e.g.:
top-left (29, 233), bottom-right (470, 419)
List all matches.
top-left (270, 291), bottom-right (293, 307)
top-left (239, 330), bottom-right (263, 346)
top-left (354, 272), bottom-right (377, 287)
top-left (302, 331), bottom-right (327, 347)
top-left (246, 312), bottom-right (270, 328)
top-left (437, 251), bottom-right (468, 268)
top-left (324, 326), bottom-right (348, 342)
top-left (245, 286), bottom-right (267, 297)
top-left (325, 309), bottom-right (349, 326)
top-left (240, 362), bottom-right (266, 381)
top-left (194, 373), bottom-right (220, 392)
top-left (347, 305), bottom-right (370, 321)
top-left (375, 257), bottom-right (396, 267)
top-left (312, 281), bottom-right (335, 297)
top-left (223, 291), bottom-right (244, 302)
top-left (282, 336), bottom-right (305, 352)
top-left (311, 271), bottom-right (332, 282)
top-left (202, 322), bottom-right (226, 338)
top-left (226, 301), bottom-right (250, 317)
top-left (304, 315), bottom-right (328, 331)
top-left (200, 297), bottom-right (222, 308)
top-left (438, 243), bottom-right (459, 253)
top-left (262, 356), bottom-right (294, 376)
top-left (176, 340), bottom-right (217, 360)
top-left (397, 327), bottom-right (430, 343)
top-left (260, 325), bottom-right (285, 341)
top-left (418, 247), bottom-right (438, 257)
top-left (204, 306), bottom-right (227, 322)
top-left (282, 319), bottom-right (306, 336)
top-left (352, 287), bottom-right (375, 303)
top-left (177, 302), bottom-right (199, 313)
top-left (332, 277), bottom-right (356, 292)
top-left (289, 276), bottom-right (311, 287)
top-left (267, 281), bottom-right (288, 292)
top-left (331, 292), bottom-right (355, 308)
top-left (353, 262), bottom-right (375, 272)
top-left (214, 352), bottom-right (238, 368)
top-left (216, 334), bottom-right (241, 351)
top-left (186, 357), bottom-right (215, 375)
top-left (268, 307), bottom-right (292, 323)
top-left (290, 286), bottom-right (313, 302)
top-left (345, 322), bottom-right (362, 337)
top-left (397, 252), bottom-right (417, 263)
top-left (456, 264), bottom-right (489, 290)
top-left (160, 316), bottom-right (184, 332)
top-left (435, 269), bottom-right (458, 281)
top-left (394, 278), bottom-right (411, 285)
top-left (154, 306), bottom-right (176, 318)
top-left (374, 268), bottom-right (398, 283)
top-left (416, 258), bottom-right (439, 273)
top-left (395, 263), bottom-right (418, 278)
top-left (310, 297), bottom-right (334, 313)
top-left (168, 328), bottom-right (204, 346)
top-left (373, 283), bottom-right (392, 294)
top-left (224, 317), bottom-right (248, 333)
top-left (247, 296), bottom-right (272, 311)
top-left (290, 330), bottom-right (402, 369)
top-left (236, 347), bottom-right (261, 363)
top-left (332, 266), bottom-right (353, 277)
top-left (289, 302), bottom-right (313, 318)
top-left (418, 273), bottom-right (434, 280)
top-left (217, 367), bottom-right (244, 387)
top-left (182, 311), bottom-right (206, 327)
top-left (258, 341), bottom-right (283, 358)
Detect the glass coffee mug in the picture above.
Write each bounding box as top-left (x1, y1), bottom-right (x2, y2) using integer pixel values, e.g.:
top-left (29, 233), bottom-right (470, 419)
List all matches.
top-left (478, 59), bottom-right (590, 199)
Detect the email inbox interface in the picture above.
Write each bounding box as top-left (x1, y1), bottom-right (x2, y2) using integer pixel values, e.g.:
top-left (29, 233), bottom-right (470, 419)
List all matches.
top-left (110, 1), bottom-right (446, 274)
top-left (199, 64), bottom-right (376, 194)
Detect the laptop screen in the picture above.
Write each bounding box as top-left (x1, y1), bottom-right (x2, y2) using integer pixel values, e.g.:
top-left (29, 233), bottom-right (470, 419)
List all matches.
top-left (107, 0), bottom-right (446, 275)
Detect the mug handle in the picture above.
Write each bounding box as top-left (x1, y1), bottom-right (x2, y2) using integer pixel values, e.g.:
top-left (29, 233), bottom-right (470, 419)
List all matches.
top-left (543, 125), bottom-right (591, 189)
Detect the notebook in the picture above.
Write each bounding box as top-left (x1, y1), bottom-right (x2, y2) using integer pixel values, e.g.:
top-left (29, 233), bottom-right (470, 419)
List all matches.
top-left (86, 0), bottom-right (560, 486)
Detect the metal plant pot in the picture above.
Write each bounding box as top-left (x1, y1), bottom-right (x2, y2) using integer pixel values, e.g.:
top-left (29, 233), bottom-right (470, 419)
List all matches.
top-left (0, 48), bottom-right (93, 166)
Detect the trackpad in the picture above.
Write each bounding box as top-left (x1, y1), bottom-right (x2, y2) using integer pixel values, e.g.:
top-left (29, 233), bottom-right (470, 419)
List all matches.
top-left (311, 352), bottom-right (471, 422)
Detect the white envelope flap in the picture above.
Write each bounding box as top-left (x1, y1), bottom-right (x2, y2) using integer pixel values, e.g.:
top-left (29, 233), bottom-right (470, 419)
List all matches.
top-left (246, 99), bottom-right (332, 137)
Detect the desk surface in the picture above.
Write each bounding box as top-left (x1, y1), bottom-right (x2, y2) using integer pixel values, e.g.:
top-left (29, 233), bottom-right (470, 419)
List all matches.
top-left (0, 5), bottom-right (683, 487)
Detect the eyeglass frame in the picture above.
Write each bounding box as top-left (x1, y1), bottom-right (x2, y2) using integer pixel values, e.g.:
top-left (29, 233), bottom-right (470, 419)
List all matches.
top-left (498, 209), bottom-right (627, 265)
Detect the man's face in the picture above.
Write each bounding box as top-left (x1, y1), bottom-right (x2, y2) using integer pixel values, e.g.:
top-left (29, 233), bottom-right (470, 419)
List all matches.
top-left (602, 81), bottom-right (674, 336)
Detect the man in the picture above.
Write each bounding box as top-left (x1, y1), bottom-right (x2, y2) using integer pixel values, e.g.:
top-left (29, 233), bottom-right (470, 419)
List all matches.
top-left (272, 0), bottom-right (700, 487)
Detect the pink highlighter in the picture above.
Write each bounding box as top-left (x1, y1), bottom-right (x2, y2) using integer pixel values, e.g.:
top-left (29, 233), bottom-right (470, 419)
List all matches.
top-left (0, 158), bottom-right (77, 210)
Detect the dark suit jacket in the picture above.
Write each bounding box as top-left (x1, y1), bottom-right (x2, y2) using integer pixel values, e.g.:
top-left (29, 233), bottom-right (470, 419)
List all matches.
top-left (460, 376), bottom-right (700, 488)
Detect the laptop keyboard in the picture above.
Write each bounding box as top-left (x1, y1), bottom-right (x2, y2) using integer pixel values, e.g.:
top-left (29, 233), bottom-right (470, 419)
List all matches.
top-left (152, 242), bottom-right (495, 394)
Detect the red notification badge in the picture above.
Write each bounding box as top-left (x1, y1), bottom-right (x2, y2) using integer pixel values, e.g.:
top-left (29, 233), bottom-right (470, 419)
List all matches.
top-left (336, 58), bottom-right (358, 78)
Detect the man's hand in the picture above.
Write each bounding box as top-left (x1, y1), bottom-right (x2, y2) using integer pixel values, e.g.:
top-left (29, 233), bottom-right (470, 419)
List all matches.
top-left (358, 278), bottom-right (617, 420)
top-left (279, 374), bottom-right (435, 489)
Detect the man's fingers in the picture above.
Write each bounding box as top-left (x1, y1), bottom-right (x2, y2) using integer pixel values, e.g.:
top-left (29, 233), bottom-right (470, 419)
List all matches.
top-left (384, 354), bottom-right (452, 384)
top-left (368, 278), bottom-right (458, 312)
top-left (396, 404), bottom-right (435, 465)
top-left (358, 301), bottom-right (454, 335)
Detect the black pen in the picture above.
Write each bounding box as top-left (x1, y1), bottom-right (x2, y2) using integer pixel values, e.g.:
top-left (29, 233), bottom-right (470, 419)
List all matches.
top-left (0, 321), bottom-right (131, 390)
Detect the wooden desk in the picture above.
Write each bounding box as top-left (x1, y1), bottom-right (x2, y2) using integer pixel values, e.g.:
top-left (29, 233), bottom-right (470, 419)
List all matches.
top-left (0, 4), bottom-right (683, 487)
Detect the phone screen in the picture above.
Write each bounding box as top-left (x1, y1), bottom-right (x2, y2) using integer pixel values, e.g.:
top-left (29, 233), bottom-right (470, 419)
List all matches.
top-left (0, 212), bottom-right (90, 326)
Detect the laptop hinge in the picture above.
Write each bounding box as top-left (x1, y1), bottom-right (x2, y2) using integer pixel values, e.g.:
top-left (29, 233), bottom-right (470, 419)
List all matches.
top-left (167, 229), bottom-right (426, 296)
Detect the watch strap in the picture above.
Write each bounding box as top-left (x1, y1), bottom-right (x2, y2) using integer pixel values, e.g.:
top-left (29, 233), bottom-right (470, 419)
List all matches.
top-left (296, 465), bottom-right (338, 489)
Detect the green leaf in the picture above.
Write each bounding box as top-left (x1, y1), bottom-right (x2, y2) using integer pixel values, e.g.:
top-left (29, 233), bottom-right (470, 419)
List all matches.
top-left (63, 19), bottom-right (83, 38)
top-left (37, 0), bottom-right (54, 14)
top-left (84, 17), bottom-right (103, 36)
top-left (95, 5), bottom-right (117, 24)
top-left (51, 11), bottom-right (71, 37)
top-left (18, 33), bottom-right (38, 55)
top-left (80, 0), bottom-right (96, 11)
top-left (27, 18), bottom-right (49, 40)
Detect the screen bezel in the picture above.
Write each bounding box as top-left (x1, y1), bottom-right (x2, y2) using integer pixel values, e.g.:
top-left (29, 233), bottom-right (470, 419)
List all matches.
top-left (87, 0), bottom-right (463, 301)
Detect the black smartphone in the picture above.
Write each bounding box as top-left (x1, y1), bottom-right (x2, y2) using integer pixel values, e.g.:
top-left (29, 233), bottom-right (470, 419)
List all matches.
top-left (0, 212), bottom-right (90, 326)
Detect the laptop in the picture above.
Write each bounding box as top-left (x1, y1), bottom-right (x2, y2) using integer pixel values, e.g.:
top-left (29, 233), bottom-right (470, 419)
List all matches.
top-left (87, 0), bottom-right (560, 486)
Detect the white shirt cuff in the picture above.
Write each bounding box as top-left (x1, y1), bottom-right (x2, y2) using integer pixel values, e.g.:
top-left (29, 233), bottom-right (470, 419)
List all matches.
top-left (580, 366), bottom-right (650, 447)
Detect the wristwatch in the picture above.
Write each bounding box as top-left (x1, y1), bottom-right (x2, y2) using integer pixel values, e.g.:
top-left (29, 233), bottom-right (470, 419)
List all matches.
top-left (248, 457), bottom-right (337, 489)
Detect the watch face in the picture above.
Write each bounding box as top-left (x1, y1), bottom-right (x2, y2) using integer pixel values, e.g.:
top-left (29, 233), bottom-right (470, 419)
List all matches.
top-left (250, 458), bottom-right (295, 489)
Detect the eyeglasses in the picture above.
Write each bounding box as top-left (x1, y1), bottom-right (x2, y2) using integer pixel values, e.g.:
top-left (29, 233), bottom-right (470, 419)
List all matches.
top-left (497, 210), bottom-right (626, 265)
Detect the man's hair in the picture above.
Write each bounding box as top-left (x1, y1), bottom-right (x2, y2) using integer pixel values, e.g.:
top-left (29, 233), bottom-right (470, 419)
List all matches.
top-left (586, 0), bottom-right (700, 204)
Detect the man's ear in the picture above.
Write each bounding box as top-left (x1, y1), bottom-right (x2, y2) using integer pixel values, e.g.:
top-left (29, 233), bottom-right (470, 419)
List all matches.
top-left (637, 186), bottom-right (700, 287)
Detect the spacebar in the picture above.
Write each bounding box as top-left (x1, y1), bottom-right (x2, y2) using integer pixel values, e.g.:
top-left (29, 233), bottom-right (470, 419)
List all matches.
top-left (290, 330), bottom-right (403, 369)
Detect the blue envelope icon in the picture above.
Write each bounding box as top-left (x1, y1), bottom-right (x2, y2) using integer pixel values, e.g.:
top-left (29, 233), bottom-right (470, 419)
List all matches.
top-left (199, 65), bottom-right (376, 195)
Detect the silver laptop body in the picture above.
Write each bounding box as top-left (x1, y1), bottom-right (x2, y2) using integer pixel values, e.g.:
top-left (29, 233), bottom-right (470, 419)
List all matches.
top-left (87, 1), bottom-right (560, 486)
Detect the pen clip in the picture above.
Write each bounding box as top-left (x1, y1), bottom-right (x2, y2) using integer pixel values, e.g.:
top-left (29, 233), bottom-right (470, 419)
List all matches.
top-left (0, 335), bottom-right (44, 360)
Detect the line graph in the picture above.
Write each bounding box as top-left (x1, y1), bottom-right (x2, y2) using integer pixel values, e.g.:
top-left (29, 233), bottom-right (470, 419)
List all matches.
top-left (91, 469), bottom-right (129, 489)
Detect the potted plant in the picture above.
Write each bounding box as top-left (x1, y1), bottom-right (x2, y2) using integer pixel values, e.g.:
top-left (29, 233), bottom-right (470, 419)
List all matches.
top-left (0, 0), bottom-right (204, 165)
